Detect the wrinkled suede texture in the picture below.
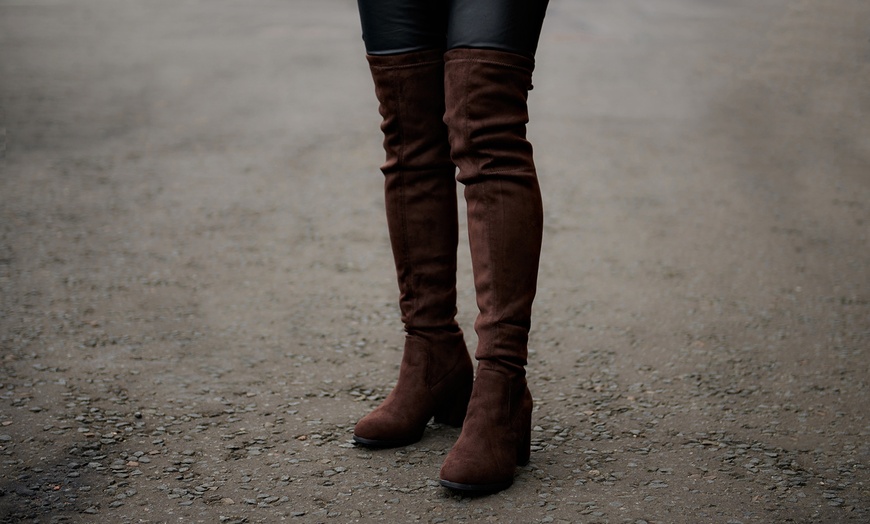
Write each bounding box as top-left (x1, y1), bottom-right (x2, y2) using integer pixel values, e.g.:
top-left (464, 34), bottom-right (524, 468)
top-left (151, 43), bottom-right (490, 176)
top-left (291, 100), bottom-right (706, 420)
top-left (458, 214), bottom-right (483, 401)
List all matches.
top-left (354, 50), bottom-right (473, 447)
top-left (354, 331), bottom-right (473, 446)
top-left (367, 50), bottom-right (460, 332)
top-left (439, 48), bottom-right (543, 491)
top-left (439, 363), bottom-right (532, 489)
top-left (443, 48), bottom-right (542, 372)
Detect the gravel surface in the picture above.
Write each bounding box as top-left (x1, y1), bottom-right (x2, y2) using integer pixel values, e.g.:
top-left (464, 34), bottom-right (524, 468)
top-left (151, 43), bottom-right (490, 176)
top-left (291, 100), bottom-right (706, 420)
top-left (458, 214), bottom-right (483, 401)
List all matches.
top-left (1, 0), bottom-right (868, 522)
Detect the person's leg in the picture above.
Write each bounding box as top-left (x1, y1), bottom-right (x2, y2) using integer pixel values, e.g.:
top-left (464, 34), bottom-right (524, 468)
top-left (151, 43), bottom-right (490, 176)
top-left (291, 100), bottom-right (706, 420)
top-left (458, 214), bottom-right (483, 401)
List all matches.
top-left (447, 0), bottom-right (549, 57)
top-left (357, 0), bottom-right (447, 55)
top-left (352, 1), bottom-right (473, 448)
top-left (438, 0), bottom-right (549, 492)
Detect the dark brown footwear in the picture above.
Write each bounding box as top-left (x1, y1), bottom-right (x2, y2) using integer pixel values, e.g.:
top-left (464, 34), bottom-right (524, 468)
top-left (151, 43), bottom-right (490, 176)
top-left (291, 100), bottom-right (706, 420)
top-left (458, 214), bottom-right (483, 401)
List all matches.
top-left (353, 49), bottom-right (473, 448)
top-left (353, 330), bottom-right (473, 447)
top-left (438, 48), bottom-right (543, 492)
top-left (439, 361), bottom-right (532, 492)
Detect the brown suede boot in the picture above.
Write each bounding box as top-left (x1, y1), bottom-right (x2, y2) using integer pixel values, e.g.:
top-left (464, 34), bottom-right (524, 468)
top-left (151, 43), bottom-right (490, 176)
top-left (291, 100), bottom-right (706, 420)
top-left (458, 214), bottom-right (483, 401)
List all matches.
top-left (353, 49), bottom-right (474, 448)
top-left (438, 48), bottom-right (543, 492)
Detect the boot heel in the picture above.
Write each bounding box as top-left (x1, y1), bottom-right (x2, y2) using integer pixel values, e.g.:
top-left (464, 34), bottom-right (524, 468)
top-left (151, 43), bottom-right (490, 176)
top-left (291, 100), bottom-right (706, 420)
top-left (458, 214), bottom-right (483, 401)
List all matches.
top-left (517, 424), bottom-right (531, 466)
top-left (516, 395), bottom-right (532, 466)
top-left (433, 376), bottom-right (472, 426)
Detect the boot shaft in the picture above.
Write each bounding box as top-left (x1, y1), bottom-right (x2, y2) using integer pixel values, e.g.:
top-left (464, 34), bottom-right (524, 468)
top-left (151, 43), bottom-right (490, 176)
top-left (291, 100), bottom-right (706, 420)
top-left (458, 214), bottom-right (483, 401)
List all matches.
top-left (367, 50), bottom-right (453, 175)
top-left (443, 48), bottom-right (536, 183)
top-left (442, 48), bottom-right (544, 368)
top-left (367, 50), bottom-right (462, 332)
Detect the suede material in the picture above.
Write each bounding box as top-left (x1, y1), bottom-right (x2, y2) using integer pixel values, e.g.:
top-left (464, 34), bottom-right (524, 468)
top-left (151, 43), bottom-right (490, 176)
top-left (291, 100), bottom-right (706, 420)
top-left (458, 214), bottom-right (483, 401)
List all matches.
top-left (443, 48), bottom-right (543, 371)
top-left (439, 48), bottom-right (543, 491)
top-left (367, 49), bottom-right (460, 332)
top-left (354, 331), bottom-right (473, 445)
top-left (439, 363), bottom-right (532, 489)
top-left (354, 50), bottom-right (473, 447)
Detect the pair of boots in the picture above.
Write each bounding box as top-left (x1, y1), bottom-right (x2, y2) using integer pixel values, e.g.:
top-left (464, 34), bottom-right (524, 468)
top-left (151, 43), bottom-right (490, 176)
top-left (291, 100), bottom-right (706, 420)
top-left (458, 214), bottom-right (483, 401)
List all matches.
top-left (352, 47), bottom-right (543, 494)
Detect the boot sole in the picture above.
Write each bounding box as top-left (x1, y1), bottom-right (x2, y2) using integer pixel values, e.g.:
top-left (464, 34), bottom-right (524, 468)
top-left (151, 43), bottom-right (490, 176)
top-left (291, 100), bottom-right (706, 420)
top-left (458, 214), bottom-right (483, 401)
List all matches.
top-left (352, 434), bottom-right (421, 448)
top-left (439, 478), bottom-right (513, 493)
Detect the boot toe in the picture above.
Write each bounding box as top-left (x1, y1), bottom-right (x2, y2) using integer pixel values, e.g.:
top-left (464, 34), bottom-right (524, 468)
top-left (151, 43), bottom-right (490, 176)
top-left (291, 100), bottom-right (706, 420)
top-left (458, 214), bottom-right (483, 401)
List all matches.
top-left (438, 438), bottom-right (515, 492)
top-left (353, 411), bottom-right (423, 448)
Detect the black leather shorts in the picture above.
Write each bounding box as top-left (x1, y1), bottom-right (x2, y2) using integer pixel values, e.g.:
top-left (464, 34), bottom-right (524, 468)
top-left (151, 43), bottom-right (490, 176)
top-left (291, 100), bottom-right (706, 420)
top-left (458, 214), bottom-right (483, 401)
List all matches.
top-left (357, 0), bottom-right (549, 57)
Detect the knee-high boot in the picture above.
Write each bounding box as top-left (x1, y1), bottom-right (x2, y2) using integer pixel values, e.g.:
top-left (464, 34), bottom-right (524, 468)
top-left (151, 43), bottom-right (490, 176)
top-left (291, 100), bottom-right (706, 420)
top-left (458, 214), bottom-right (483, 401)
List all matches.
top-left (438, 48), bottom-right (543, 492)
top-left (353, 49), bottom-right (474, 448)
